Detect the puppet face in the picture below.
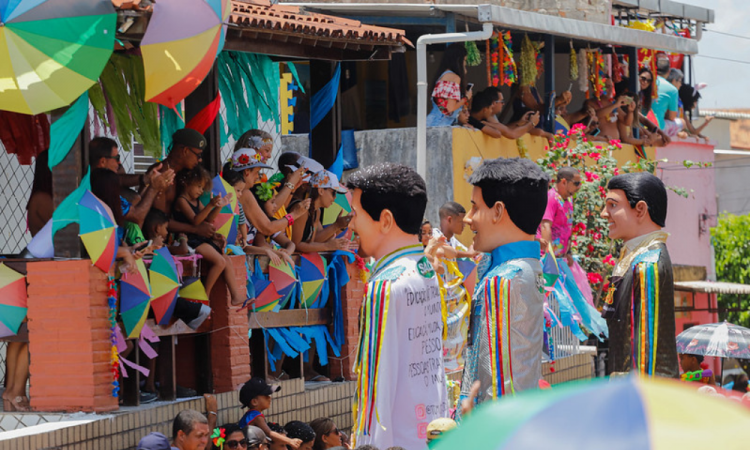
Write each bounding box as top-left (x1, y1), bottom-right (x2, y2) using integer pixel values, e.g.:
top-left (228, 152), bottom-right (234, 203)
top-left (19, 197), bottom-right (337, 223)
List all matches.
top-left (351, 189), bottom-right (380, 258)
top-left (601, 189), bottom-right (640, 241)
top-left (465, 186), bottom-right (504, 253)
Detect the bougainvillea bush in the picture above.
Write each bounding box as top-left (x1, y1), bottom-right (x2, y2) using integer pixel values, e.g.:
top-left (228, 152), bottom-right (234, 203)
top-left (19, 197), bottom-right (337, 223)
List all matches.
top-left (536, 124), bottom-right (661, 304)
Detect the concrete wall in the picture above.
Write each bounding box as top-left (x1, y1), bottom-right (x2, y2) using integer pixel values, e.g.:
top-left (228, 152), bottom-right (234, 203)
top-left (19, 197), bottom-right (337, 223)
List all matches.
top-left (657, 140), bottom-right (717, 278)
top-left (714, 152), bottom-right (750, 216)
top-left (281, 127), bottom-right (454, 225)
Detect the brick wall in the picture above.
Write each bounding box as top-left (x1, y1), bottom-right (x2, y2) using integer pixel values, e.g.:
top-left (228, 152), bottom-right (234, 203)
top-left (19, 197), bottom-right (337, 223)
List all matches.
top-left (26, 260), bottom-right (118, 413)
top-left (329, 262), bottom-right (365, 381)
top-left (209, 255), bottom-right (251, 393)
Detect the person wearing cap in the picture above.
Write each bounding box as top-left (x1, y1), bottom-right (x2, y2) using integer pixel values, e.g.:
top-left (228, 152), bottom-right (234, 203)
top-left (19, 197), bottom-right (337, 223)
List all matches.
top-left (137, 432), bottom-right (172, 450)
top-left (238, 377), bottom-right (302, 449)
top-left (147, 128), bottom-right (218, 239)
top-left (347, 163), bottom-right (448, 450)
top-left (290, 170), bottom-right (351, 254)
top-left (245, 425), bottom-right (272, 450)
top-left (425, 418), bottom-right (457, 448)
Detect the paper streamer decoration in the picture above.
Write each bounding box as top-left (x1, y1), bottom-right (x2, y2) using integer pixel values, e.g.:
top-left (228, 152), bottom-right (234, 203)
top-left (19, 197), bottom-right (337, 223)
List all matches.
top-left (48, 92), bottom-right (90, 169)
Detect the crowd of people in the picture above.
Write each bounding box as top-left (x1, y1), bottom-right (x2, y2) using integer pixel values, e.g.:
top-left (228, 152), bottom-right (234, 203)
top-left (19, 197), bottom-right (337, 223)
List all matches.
top-left (427, 44), bottom-right (712, 145)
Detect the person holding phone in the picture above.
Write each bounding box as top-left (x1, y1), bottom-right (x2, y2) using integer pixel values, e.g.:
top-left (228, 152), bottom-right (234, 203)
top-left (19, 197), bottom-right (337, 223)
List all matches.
top-left (426, 44), bottom-right (473, 127)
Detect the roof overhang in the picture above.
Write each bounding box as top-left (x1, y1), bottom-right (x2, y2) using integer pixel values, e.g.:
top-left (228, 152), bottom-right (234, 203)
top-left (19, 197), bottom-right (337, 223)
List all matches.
top-left (290, 3), bottom-right (699, 55)
top-left (675, 281), bottom-right (750, 295)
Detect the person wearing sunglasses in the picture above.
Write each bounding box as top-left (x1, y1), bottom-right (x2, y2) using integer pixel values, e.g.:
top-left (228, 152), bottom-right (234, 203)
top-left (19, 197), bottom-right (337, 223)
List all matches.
top-left (210, 423), bottom-right (258, 450)
top-left (309, 418), bottom-right (344, 450)
top-left (536, 167), bottom-right (581, 264)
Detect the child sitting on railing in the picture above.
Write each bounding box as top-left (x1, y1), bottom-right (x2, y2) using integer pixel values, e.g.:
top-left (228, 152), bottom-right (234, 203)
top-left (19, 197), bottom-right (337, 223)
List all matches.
top-left (173, 167), bottom-right (245, 305)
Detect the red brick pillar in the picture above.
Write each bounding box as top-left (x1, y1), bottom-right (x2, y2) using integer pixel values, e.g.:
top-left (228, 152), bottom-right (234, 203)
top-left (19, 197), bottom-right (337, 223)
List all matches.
top-left (210, 255), bottom-right (251, 393)
top-left (26, 260), bottom-right (118, 412)
top-left (330, 261), bottom-right (364, 381)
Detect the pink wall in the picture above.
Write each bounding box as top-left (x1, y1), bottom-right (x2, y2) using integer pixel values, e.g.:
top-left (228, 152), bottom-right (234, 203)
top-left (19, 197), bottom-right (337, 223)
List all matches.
top-left (656, 140), bottom-right (717, 277)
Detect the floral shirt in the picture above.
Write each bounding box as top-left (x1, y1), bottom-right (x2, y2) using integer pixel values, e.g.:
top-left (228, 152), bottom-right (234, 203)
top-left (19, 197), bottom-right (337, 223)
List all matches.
top-left (432, 79), bottom-right (461, 116)
top-left (536, 188), bottom-right (573, 257)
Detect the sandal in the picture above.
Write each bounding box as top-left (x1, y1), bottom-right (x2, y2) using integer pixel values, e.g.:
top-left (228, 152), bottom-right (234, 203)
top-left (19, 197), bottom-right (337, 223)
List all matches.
top-left (267, 370), bottom-right (289, 383)
top-left (305, 374), bottom-right (331, 382)
top-left (3, 396), bottom-right (29, 412)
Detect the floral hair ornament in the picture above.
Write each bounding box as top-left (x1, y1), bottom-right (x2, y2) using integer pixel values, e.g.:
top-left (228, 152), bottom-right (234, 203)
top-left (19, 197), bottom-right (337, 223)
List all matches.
top-left (246, 135), bottom-right (273, 150)
top-left (212, 427), bottom-right (226, 449)
top-left (229, 148), bottom-right (273, 172)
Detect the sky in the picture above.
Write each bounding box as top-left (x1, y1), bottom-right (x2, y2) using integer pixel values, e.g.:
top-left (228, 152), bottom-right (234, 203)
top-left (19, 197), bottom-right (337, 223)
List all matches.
top-left (678, 0), bottom-right (750, 109)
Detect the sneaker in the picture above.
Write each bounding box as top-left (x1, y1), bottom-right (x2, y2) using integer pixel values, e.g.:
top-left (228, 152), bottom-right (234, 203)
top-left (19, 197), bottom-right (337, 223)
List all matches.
top-left (140, 391), bottom-right (158, 404)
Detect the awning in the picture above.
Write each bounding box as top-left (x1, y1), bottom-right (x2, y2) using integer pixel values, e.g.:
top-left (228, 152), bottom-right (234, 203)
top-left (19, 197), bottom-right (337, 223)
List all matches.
top-left (476, 4), bottom-right (698, 55)
top-left (289, 3), bottom-right (699, 55)
top-left (674, 281), bottom-right (750, 295)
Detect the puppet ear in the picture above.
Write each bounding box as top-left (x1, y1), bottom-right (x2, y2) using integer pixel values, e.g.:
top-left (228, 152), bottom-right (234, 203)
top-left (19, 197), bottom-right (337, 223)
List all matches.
top-left (492, 201), bottom-right (505, 223)
top-left (379, 208), bottom-right (395, 233)
top-left (634, 200), bottom-right (650, 221)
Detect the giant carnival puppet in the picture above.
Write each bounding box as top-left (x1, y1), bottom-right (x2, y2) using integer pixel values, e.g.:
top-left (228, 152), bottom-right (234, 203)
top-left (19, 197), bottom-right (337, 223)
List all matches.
top-left (601, 172), bottom-right (679, 378)
top-left (348, 163), bottom-right (447, 450)
top-left (459, 158), bottom-right (548, 412)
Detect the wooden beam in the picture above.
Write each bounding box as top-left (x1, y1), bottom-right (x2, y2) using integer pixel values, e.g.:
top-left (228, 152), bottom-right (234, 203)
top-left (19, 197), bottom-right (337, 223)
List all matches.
top-left (224, 36), bottom-right (396, 61)
top-left (144, 319), bottom-right (197, 337)
top-left (247, 308), bottom-right (331, 329)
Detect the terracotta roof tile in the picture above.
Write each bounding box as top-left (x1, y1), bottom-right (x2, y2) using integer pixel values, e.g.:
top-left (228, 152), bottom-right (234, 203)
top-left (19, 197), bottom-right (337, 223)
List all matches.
top-left (228, 0), bottom-right (410, 46)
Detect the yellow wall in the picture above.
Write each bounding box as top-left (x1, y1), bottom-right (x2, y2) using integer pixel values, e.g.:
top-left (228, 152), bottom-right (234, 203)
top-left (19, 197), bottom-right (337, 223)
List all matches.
top-left (449, 128), bottom-right (656, 248)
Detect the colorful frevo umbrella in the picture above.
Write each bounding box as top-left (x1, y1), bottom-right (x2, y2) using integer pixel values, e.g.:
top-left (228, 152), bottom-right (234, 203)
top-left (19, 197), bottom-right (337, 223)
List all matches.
top-left (207, 174), bottom-right (238, 245)
top-left (0, 0), bottom-right (116, 114)
top-left (541, 250), bottom-right (560, 290)
top-left (676, 321), bottom-right (750, 360)
top-left (322, 190), bottom-right (352, 227)
top-left (140, 0), bottom-right (231, 109)
top-left (120, 259), bottom-right (151, 338)
top-left (299, 253), bottom-right (327, 308)
top-left (78, 190), bottom-right (118, 273)
top-left (435, 376), bottom-right (750, 450)
top-left (149, 248), bottom-right (180, 325)
top-left (249, 279), bottom-right (282, 312)
top-left (0, 263), bottom-right (27, 338)
top-left (269, 260), bottom-right (297, 309)
top-left (179, 276), bottom-right (209, 306)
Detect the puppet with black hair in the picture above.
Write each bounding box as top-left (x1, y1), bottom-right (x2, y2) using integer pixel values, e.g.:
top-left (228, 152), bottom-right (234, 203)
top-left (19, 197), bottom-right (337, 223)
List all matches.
top-left (347, 163), bottom-right (447, 450)
top-left (601, 172), bottom-right (679, 378)
top-left (458, 158), bottom-right (549, 415)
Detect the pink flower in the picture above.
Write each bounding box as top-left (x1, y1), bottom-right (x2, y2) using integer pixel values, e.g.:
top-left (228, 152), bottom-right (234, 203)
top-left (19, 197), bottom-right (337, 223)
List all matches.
top-left (589, 152), bottom-right (602, 161)
top-left (609, 139), bottom-right (622, 149)
top-left (587, 272), bottom-right (604, 285)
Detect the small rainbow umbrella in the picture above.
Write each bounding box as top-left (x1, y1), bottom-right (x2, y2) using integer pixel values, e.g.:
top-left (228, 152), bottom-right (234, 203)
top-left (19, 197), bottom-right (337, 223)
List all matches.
top-left (299, 253), bottom-right (327, 308)
top-left (78, 190), bottom-right (117, 273)
top-left (541, 250), bottom-right (560, 290)
top-left (249, 279), bottom-right (282, 312)
top-left (140, 0), bottom-right (231, 109)
top-left (208, 174), bottom-right (238, 245)
top-left (0, 0), bottom-right (116, 115)
top-left (120, 259), bottom-right (151, 338)
top-left (149, 247), bottom-right (180, 325)
top-left (269, 260), bottom-right (297, 309)
top-left (323, 190), bottom-right (353, 226)
top-left (179, 276), bottom-right (209, 306)
top-left (434, 376), bottom-right (750, 450)
top-left (0, 263), bottom-right (27, 338)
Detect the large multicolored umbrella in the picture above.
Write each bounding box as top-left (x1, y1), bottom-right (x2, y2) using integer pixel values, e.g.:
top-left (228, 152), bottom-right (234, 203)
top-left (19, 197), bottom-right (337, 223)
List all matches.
top-left (0, 0), bottom-right (116, 115)
top-left (0, 263), bottom-right (27, 338)
top-left (120, 259), bottom-right (151, 338)
top-left (435, 376), bottom-right (750, 450)
top-left (78, 190), bottom-right (118, 273)
top-left (299, 253), bottom-right (326, 308)
top-left (322, 190), bottom-right (352, 226)
top-left (179, 276), bottom-right (209, 306)
top-left (676, 321), bottom-right (750, 360)
top-left (249, 279), bottom-right (282, 312)
top-left (140, 0), bottom-right (231, 109)
top-left (149, 247), bottom-right (180, 325)
top-left (269, 260), bottom-right (297, 309)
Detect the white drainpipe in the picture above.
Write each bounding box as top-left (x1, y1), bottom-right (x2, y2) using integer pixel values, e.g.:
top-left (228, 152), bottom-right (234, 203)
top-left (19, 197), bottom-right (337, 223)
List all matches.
top-left (416, 22), bottom-right (493, 179)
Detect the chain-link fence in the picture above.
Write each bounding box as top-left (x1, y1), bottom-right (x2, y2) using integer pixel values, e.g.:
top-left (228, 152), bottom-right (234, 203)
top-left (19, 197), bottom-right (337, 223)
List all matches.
top-left (0, 143), bottom-right (35, 255)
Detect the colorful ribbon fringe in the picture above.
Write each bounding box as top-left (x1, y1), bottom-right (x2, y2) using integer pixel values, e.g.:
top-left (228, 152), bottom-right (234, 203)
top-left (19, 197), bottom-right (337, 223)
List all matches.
top-left (108, 276), bottom-right (120, 397)
top-left (353, 279), bottom-right (391, 438)
top-left (632, 261), bottom-right (660, 376)
top-left (485, 276), bottom-right (513, 398)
